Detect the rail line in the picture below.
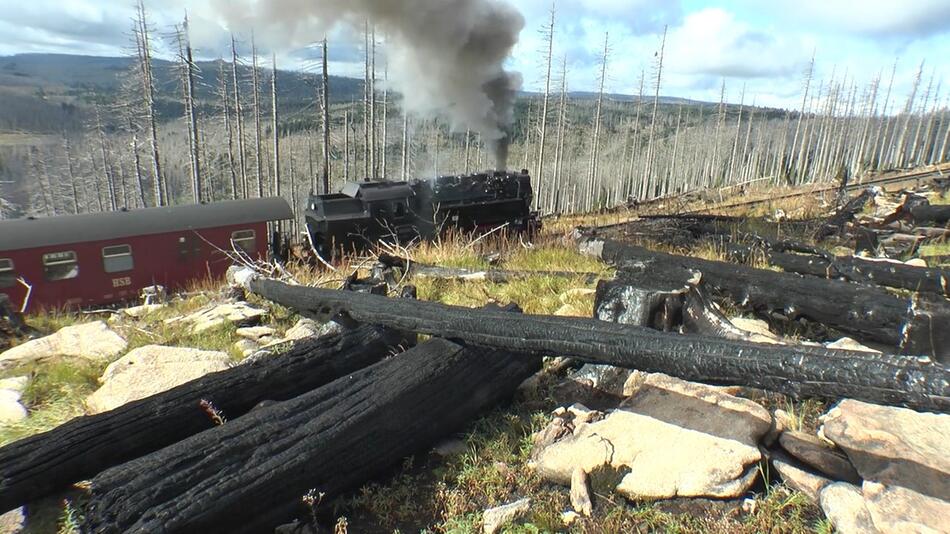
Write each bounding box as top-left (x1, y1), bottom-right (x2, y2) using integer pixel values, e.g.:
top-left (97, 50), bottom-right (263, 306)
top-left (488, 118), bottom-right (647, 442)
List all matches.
top-left (683, 164), bottom-right (949, 215)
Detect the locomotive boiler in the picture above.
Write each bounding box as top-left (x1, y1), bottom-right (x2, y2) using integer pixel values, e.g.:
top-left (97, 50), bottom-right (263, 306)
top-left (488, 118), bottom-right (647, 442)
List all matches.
top-left (304, 170), bottom-right (539, 258)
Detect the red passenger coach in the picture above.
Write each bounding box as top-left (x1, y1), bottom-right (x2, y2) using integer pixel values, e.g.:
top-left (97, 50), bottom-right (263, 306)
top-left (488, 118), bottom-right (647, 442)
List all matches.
top-left (0, 198), bottom-right (293, 312)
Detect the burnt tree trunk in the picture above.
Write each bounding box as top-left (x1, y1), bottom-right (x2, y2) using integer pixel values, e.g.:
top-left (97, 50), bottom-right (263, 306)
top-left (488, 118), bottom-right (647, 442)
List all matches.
top-left (245, 278), bottom-right (949, 412)
top-left (583, 239), bottom-right (950, 363)
top-left (0, 324), bottom-right (407, 514)
top-left (84, 337), bottom-right (540, 533)
top-left (760, 249), bottom-right (950, 297)
top-left (909, 203), bottom-right (950, 225)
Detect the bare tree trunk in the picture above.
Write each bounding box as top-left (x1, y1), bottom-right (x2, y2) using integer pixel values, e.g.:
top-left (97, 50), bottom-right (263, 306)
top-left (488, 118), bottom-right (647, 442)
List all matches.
top-left (363, 21), bottom-right (370, 179)
top-left (586, 33), bottom-right (609, 212)
top-left (381, 62), bottom-right (388, 180)
top-left (401, 108), bottom-right (410, 181)
top-left (61, 133), bottom-right (81, 214)
top-left (251, 35), bottom-right (264, 197)
top-left (788, 52), bottom-right (815, 180)
top-left (642, 26), bottom-right (667, 199)
top-left (874, 60), bottom-right (898, 169)
top-left (370, 26), bottom-right (377, 178)
top-left (320, 38), bottom-right (331, 194)
top-left (895, 61), bottom-right (924, 167)
top-left (231, 35), bottom-right (248, 199)
top-left (552, 54), bottom-right (568, 213)
top-left (271, 54), bottom-right (281, 208)
top-left (178, 16), bottom-right (202, 203)
top-left (128, 119), bottom-right (147, 209)
top-left (535, 3), bottom-right (556, 211)
top-left (344, 110), bottom-right (351, 182)
top-left (911, 71), bottom-right (935, 165)
top-left (134, 0), bottom-right (164, 206)
top-left (218, 62), bottom-right (238, 200)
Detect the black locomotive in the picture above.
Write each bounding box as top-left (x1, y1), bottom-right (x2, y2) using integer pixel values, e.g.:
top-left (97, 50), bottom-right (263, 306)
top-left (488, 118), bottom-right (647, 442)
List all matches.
top-left (304, 170), bottom-right (539, 258)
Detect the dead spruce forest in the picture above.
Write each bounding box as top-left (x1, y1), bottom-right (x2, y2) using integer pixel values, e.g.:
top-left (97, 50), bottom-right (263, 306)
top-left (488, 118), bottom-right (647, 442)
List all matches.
top-left (1, 4), bottom-right (950, 534)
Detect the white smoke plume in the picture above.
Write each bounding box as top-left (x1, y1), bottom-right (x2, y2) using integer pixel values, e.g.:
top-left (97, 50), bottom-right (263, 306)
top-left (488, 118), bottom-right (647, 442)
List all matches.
top-left (216, 0), bottom-right (525, 168)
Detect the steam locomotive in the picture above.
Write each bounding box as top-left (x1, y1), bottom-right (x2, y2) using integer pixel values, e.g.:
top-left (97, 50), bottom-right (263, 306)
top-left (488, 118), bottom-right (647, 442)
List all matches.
top-left (304, 170), bottom-right (540, 258)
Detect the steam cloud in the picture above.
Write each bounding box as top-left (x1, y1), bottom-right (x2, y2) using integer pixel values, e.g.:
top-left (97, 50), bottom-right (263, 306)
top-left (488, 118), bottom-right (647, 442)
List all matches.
top-left (216, 0), bottom-right (525, 169)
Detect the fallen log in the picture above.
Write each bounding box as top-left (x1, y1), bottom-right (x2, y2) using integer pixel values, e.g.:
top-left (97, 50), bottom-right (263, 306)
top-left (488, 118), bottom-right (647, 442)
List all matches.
top-left (762, 249), bottom-right (950, 297)
top-left (376, 253), bottom-right (600, 284)
top-left (729, 243), bottom-right (950, 297)
top-left (909, 203), bottom-right (950, 225)
top-left (814, 187), bottom-right (879, 240)
top-left (245, 278), bottom-right (949, 412)
top-left (84, 337), bottom-right (540, 533)
top-left (583, 239), bottom-right (950, 363)
top-left (0, 323), bottom-right (408, 515)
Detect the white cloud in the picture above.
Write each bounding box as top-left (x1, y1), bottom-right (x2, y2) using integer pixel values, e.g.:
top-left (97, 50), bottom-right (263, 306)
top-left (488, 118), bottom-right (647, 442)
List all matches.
top-left (666, 8), bottom-right (807, 79)
top-left (737, 0), bottom-right (950, 39)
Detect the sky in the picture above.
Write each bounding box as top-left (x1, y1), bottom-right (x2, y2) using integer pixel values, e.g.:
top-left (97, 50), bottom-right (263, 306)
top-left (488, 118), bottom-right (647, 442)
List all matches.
top-left (1, 0), bottom-right (949, 110)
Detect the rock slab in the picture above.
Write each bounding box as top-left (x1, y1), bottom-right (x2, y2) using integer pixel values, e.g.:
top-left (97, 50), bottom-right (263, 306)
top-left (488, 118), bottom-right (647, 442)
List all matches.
top-left (820, 482), bottom-right (879, 534)
top-left (779, 430), bottom-right (860, 483)
top-left (532, 373), bottom-right (771, 500)
top-left (86, 345), bottom-right (232, 413)
top-left (821, 399), bottom-right (950, 500)
top-left (0, 321), bottom-right (127, 369)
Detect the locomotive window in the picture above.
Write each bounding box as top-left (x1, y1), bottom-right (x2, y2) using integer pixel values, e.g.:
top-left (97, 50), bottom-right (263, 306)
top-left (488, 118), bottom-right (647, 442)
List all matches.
top-left (102, 245), bottom-right (134, 273)
top-left (0, 259), bottom-right (15, 289)
top-left (42, 251), bottom-right (79, 281)
top-left (231, 230), bottom-right (256, 255)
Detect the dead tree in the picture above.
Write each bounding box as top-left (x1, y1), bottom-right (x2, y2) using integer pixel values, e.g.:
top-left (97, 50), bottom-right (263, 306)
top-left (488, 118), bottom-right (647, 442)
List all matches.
top-left (642, 25), bottom-right (667, 198)
top-left (320, 38), bottom-right (331, 194)
top-left (133, 0), bottom-right (164, 206)
top-left (231, 35), bottom-right (249, 198)
top-left (583, 238), bottom-right (950, 362)
top-left (245, 278), bottom-right (949, 411)
top-left (271, 53), bottom-right (281, 204)
top-left (218, 61), bottom-right (238, 200)
top-left (0, 324), bottom-right (407, 515)
top-left (251, 35), bottom-right (264, 197)
top-left (177, 16), bottom-right (202, 203)
top-left (535, 3), bottom-right (556, 211)
top-left (83, 336), bottom-right (539, 533)
top-left (585, 33), bottom-right (609, 212)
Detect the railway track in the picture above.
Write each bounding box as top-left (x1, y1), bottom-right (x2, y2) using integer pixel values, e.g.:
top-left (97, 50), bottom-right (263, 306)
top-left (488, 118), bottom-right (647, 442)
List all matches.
top-left (683, 165), bottom-right (949, 215)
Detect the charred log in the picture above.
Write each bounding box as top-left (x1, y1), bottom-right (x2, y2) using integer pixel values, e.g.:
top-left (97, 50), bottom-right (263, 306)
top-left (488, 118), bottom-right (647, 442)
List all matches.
top-left (581, 239), bottom-right (950, 363)
top-left (83, 337), bottom-right (540, 533)
top-left (0, 323), bottom-right (408, 514)
top-left (909, 203), bottom-right (950, 225)
top-left (246, 278), bottom-right (949, 412)
top-left (814, 187), bottom-right (879, 240)
top-left (749, 247), bottom-right (950, 297)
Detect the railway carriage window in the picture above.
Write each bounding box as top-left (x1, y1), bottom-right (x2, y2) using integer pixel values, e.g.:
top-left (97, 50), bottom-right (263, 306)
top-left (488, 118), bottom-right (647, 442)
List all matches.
top-left (102, 245), bottom-right (134, 273)
top-left (231, 230), bottom-right (256, 255)
top-left (0, 259), bottom-right (15, 289)
top-left (42, 251), bottom-right (79, 281)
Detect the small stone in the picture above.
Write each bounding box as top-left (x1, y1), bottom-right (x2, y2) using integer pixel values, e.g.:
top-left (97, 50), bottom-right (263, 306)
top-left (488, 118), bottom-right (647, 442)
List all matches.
top-left (570, 467), bottom-right (593, 517)
top-left (0, 390), bottom-right (27, 423)
top-left (741, 498), bottom-right (757, 515)
top-left (774, 409), bottom-right (796, 432)
top-left (819, 482), bottom-right (880, 534)
top-left (283, 319), bottom-right (323, 341)
top-left (566, 403), bottom-right (602, 425)
top-left (0, 507), bottom-right (25, 534)
top-left (560, 510), bottom-right (580, 527)
top-left (236, 326), bottom-right (277, 341)
top-left (0, 376), bottom-right (27, 394)
top-left (904, 258), bottom-right (927, 268)
top-left (729, 317), bottom-right (776, 339)
top-left (233, 339), bottom-right (260, 357)
top-left (174, 302), bottom-right (266, 333)
top-left (825, 337), bottom-right (881, 354)
top-left (482, 498), bottom-right (530, 534)
top-left (621, 370), bottom-right (649, 396)
top-left (121, 304), bottom-right (165, 319)
top-left (779, 430), bottom-right (860, 483)
top-left (769, 448), bottom-right (832, 502)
